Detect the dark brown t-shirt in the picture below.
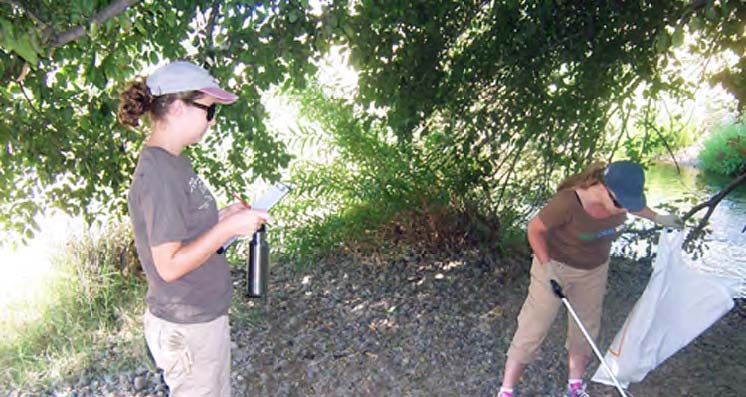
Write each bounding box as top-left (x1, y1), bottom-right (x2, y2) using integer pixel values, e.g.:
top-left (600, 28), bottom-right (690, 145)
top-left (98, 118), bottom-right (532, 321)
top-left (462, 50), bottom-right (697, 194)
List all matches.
top-left (538, 189), bottom-right (627, 269)
top-left (128, 146), bottom-right (232, 324)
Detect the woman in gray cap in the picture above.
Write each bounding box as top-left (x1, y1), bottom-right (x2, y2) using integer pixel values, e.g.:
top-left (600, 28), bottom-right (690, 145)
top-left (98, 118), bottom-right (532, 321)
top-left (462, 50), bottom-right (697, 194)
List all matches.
top-left (118, 61), bottom-right (268, 396)
top-left (495, 161), bottom-right (683, 397)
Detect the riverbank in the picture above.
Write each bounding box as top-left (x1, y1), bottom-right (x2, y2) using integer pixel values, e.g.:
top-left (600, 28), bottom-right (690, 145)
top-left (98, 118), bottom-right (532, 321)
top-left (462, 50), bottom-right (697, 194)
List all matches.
top-left (657, 141), bottom-right (703, 169)
top-left (7, 247), bottom-right (743, 396)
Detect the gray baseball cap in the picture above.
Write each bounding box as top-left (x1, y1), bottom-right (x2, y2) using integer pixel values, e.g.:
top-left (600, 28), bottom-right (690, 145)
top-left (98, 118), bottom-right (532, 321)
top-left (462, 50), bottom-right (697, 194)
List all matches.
top-left (146, 61), bottom-right (238, 104)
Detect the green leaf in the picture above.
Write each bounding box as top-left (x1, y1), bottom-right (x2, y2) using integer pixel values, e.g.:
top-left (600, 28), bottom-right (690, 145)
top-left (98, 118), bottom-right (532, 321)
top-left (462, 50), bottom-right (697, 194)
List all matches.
top-left (134, 20), bottom-right (146, 34)
top-left (688, 16), bottom-right (703, 32)
top-left (288, 10), bottom-right (299, 23)
top-left (89, 22), bottom-right (99, 39)
top-left (0, 17), bottom-right (14, 37)
top-left (654, 31), bottom-right (670, 53)
top-left (14, 34), bottom-right (39, 65)
top-left (705, 5), bottom-right (718, 21)
top-left (671, 26), bottom-right (684, 47)
top-left (28, 30), bottom-right (43, 55)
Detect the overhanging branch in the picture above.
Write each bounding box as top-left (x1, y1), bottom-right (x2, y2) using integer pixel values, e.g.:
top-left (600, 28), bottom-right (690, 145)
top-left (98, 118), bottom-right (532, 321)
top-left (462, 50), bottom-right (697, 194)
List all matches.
top-left (49, 0), bottom-right (141, 48)
top-left (683, 170), bottom-right (746, 237)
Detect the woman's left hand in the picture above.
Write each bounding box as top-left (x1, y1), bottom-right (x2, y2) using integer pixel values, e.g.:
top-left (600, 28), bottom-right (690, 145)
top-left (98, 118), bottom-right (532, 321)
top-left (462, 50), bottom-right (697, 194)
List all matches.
top-left (653, 213), bottom-right (685, 229)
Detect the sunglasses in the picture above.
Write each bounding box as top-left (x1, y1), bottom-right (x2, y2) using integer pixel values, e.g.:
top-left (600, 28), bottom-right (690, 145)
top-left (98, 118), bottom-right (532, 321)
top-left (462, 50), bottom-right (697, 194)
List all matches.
top-left (186, 101), bottom-right (217, 121)
top-left (607, 189), bottom-right (623, 209)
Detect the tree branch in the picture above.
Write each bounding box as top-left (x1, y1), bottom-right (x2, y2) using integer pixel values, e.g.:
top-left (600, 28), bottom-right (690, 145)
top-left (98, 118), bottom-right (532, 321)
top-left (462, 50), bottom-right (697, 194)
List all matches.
top-left (605, 74), bottom-right (644, 163)
top-left (205, 1), bottom-right (220, 44)
top-left (683, 170), bottom-right (746, 225)
top-left (48, 0), bottom-right (141, 48)
top-left (495, 136), bottom-right (528, 209)
top-left (18, 82), bottom-right (45, 118)
top-left (606, 98), bottom-right (632, 163)
top-left (198, 0), bottom-right (221, 66)
top-left (680, 170), bottom-right (746, 248)
top-left (643, 120), bottom-right (681, 173)
top-left (679, 0), bottom-right (709, 24)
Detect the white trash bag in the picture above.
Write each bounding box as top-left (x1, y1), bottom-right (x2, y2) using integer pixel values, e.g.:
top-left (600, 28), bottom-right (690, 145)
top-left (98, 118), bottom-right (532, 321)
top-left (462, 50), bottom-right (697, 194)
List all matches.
top-left (592, 229), bottom-right (739, 388)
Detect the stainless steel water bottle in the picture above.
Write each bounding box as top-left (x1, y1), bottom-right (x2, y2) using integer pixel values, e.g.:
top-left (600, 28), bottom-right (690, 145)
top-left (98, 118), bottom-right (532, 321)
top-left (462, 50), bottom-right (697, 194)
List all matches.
top-left (246, 225), bottom-right (269, 298)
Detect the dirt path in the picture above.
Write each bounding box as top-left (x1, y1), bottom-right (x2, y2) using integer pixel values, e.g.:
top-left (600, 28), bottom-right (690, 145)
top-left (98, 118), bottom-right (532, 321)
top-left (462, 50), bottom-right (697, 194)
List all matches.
top-left (8, 248), bottom-right (743, 396)
top-left (229, 249), bottom-right (744, 396)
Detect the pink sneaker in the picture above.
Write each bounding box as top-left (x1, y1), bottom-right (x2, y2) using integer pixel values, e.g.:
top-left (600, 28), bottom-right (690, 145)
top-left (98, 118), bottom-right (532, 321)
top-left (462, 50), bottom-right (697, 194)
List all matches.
top-left (496, 391), bottom-right (514, 397)
top-left (564, 381), bottom-right (590, 397)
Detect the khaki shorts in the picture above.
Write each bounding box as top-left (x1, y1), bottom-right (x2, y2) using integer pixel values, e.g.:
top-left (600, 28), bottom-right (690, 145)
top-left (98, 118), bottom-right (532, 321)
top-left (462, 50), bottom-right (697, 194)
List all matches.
top-left (506, 256), bottom-right (609, 364)
top-left (144, 310), bottom-right (231, 397)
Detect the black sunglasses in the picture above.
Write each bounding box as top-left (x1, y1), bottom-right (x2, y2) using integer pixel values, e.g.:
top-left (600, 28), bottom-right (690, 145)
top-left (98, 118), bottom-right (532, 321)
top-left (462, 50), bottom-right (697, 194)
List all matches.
top-left (607, 189), bottom-right (623, 209)
top-left (186, 101), bottom-right (217, 121)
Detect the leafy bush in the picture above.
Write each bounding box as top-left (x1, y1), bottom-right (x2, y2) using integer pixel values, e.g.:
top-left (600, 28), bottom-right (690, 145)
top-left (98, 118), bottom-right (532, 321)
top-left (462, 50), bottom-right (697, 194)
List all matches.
top-left (699, 122), bottom-right (746, 176)
top-left (624, 117), bottom-right (697, 160)
top-left (269, 85), bottom-right (506, 265)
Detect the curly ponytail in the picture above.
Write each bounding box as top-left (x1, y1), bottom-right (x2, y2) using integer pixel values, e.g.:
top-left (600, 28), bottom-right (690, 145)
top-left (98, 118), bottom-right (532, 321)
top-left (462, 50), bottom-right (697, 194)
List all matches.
top-left (117, 79), bottom-right (206, 128)
top-left (117, 79), bottom-right (153, 127)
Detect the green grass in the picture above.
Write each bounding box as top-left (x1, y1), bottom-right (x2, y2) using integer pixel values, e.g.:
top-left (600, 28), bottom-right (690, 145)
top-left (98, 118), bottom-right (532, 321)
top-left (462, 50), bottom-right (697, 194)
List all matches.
top-left (0, 223), bottom-right (149, 391)
top-left (699, 121), bottom-right (746, 176)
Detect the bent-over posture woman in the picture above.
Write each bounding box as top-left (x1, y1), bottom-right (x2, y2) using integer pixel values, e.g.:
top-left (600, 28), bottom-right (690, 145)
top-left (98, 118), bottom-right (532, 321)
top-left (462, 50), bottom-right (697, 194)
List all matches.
top-left (495, 161), bottom-right (682, 397)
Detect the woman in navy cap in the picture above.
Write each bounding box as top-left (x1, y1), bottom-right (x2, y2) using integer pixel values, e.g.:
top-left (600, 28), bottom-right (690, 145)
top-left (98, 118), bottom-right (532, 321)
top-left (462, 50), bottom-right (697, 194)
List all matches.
top-left (118, 61), bottom-right (268, 396)
top-left (495, 161), bottom-right (682, 397)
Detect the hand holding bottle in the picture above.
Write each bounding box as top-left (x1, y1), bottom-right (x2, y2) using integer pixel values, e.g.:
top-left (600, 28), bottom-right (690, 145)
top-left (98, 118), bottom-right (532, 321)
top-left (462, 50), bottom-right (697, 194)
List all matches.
top-left (228, 208), bottom-right (270, 237)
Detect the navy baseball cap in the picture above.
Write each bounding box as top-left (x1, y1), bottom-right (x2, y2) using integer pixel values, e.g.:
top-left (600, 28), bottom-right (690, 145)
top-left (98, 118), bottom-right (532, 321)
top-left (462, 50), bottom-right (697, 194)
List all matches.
top-left (603, 161), bottom-right (646, 212)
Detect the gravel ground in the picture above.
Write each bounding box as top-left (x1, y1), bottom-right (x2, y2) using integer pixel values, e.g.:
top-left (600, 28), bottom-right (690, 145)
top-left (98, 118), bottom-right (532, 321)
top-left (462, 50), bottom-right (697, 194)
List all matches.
top-left (6, 248), bottom-right (744, 396)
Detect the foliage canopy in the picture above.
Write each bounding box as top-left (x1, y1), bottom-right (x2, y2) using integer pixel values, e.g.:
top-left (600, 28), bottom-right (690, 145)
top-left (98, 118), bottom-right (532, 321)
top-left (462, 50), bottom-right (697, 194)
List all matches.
top-left (1, 0), bottom-right (744, 244)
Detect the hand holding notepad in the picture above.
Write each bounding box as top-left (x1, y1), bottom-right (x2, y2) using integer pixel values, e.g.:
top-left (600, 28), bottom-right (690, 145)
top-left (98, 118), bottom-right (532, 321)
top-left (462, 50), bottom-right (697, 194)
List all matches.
top-left (217, 182), bottom-right (291, 254)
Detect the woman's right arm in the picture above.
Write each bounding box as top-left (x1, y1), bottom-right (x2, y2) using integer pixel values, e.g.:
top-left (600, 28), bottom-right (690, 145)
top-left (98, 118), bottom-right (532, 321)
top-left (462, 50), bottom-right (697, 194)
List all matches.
top-left (150, 209), bottom-right (268, 282)
top-left (527, 215), bottom-right (551, 265)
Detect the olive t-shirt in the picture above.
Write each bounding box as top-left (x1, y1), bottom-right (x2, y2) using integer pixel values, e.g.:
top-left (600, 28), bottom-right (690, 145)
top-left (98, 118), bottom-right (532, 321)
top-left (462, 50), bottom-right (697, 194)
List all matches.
top-left (128, 146), bottom-right (232, 324)
top-left (538, 189), bottom-right (627, 269)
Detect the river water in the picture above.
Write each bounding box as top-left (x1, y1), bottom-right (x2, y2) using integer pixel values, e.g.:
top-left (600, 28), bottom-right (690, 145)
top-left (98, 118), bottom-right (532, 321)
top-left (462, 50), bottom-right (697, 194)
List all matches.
top-left (643, 162), bottom-right (746, 296)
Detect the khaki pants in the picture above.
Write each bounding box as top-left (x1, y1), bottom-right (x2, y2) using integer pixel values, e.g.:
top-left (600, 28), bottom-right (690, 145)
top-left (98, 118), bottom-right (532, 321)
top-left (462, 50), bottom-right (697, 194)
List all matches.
top-left (506, 256), bottom-right (609, 364)
top-left (144, 310), bottom-right (231, 397)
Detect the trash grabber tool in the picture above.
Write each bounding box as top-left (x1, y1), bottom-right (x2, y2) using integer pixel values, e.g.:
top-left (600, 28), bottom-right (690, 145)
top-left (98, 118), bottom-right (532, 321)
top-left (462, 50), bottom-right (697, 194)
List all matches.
top-left (550, 279), bottom-right (629, 397)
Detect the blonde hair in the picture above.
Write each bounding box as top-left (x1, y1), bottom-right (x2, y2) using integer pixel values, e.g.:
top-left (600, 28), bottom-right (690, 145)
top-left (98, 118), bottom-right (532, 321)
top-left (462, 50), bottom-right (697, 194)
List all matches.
top-left (556, 161), bottom-right (607, 192)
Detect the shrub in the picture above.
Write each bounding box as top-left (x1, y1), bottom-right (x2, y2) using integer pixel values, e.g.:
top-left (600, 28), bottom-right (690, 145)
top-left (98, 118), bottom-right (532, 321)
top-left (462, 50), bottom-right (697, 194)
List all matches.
top-left (624, 117), bottom-right (697, 161)
top-left (269, 85), bottom-right (506, 265)
top-left (699, 122), bottom-right (746, 176)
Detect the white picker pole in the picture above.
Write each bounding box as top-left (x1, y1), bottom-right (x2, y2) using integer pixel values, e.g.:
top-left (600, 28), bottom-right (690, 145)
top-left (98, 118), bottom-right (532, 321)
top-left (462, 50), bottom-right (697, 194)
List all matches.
top-left (550, 279), bottom-right (629, 397)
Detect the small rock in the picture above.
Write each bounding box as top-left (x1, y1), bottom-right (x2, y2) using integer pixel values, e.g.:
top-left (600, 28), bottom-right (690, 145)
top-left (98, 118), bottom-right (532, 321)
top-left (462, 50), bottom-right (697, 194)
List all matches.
top-left (133, 376), bottom-right (147, 391)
